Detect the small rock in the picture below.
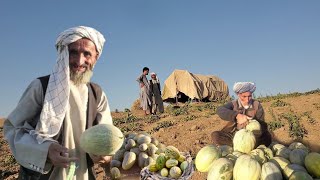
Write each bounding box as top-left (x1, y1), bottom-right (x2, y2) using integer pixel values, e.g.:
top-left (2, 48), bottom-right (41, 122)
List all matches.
top-left (194, 140), bottom-right (200, 144)
top-left (190, 125), bottom-right (198, 131)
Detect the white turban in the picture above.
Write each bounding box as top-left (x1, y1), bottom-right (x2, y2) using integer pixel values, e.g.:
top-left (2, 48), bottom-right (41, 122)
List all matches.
top-left (30, 26), bottom-right (106, 144)
top-left (233, 82), bottom-right (256, 94)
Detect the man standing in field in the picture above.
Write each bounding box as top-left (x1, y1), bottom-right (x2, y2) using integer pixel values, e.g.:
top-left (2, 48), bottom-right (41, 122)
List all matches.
top-left (4, 26), bottom-right (113, 179)
top-left (137, 67), bottom-right (152, 115)
top-left (211, 82), bottom-right (272, 147)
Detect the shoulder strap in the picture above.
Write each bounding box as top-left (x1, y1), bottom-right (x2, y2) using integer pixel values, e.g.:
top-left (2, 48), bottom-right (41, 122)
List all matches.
top-left (37, 75), bottom-right (50, 96)
top-left (86, 82), bottom-right (103, 128)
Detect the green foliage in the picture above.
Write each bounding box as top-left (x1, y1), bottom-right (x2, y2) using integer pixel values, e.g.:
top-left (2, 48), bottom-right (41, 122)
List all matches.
top-left (120, 122), bottom-right (143, 133)
top-left (203, 103), bottom-right (217, 111)
top-left (183, 115), bottom-right (197, 122)
top-left (196, 106), bottom-right (204, 112)
top-left (270, 99), bottom-right (290, 107)
top-left (167, 105), bottom-right (189, 116)
top-left (313, 103), bottom-right (320, 110)
top-left (3, 155), bottom-right (16, 166)
top-left (301, 111), bottom-right (316, 124)
top-left (113, 112), bottom-right (141, 126)
top-left (153, 121), bottom-right (175, 131)
top-left (267, 108), bottom-right (284, 131)
top-left (256, 88), bottom-right (320, 103)
top-left (145, 115), bottom-right (161, 123)
top-left (280, 112), bottom-right (308, 140)
top-left (268, 121), bottom-right (284, 131)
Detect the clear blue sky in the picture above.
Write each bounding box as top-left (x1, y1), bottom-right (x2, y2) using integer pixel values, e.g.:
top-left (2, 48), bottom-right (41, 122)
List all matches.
top-left (1, 1), bottom-right (319, 117)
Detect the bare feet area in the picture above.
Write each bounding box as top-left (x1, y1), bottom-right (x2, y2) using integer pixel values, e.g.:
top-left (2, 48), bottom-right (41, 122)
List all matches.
top-left (1, 89), bottom-right (319, 180)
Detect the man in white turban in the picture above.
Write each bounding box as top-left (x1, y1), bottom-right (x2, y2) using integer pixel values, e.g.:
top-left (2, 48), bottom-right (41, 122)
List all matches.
top-left (4, 26), bottom-right (113, 180)
top-left (211, 81), bottom-right (272, 147)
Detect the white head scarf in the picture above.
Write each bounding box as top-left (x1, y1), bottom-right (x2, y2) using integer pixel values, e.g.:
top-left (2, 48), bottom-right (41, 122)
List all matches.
top-left (30, 26), bottom-right (106, 144)
top-left (150, 72), bottom-right (160, 83)
top-left (233, 82), bottom-right (256, 94)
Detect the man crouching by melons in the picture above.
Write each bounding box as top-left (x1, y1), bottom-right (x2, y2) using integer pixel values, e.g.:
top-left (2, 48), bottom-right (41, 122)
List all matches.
top-left (4, 26), bottom-right (113, 179)
top-left (211, 82), bottom-right (272, 147)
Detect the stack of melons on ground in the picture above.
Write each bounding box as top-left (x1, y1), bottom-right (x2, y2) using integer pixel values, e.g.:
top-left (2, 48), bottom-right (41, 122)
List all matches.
top-left (194, 119), bottom-right (320, 180)
top-left (147, 145), bottom-right (190, 179)
top-left (109, 132), bottom-right (190, 179)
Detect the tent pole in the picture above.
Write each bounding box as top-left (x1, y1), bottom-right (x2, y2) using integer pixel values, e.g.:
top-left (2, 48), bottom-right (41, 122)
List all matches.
top-left (175, 95), bottom-right (178, 105)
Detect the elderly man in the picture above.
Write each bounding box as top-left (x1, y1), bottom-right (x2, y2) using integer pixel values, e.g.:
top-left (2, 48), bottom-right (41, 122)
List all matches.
top-left (211, 82), bottom-right (272, 147)
top-left (136, 67), bottom-right (152, 115)
top-left (4, 26), bottom-right (113, 180)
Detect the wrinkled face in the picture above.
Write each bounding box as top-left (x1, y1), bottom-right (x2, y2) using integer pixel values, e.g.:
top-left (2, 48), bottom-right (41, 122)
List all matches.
top-left (68, 38), bottom-right (98, 74)
top-left (238, 91), bottom-right (253, 105)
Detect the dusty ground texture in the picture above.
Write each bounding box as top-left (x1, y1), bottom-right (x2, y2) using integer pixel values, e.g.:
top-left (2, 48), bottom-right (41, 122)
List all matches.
top-left (1, 89), bottom-right (319, 180)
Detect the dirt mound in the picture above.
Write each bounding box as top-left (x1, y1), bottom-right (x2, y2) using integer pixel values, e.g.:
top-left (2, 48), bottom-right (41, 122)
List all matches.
top-left (131, 99), bottom-right (141, 111)
top-left (1, 89), bottom-right (320, 180)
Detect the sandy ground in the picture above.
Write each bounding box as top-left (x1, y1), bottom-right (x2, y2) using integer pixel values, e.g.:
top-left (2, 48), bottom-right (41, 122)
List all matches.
top-left (1, 91), bottom-right (319, 180)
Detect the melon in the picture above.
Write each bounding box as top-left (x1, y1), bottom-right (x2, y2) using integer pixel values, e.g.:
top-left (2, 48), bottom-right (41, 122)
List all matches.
top-left (233, 154), bottom-right (261, 180)
top-left (289, 171), bottom-right (313, 180)
top-left (250, 149), bottom-right (267, 165)
top-left (304, 152), bottom-right (320, 178)
top-left (137, 135), bottom-right (151, 144)
top-left (219, 145), bottom-right (233, 157)
top-left (260, 162), bottom-right (282, 180)
top-left (207, 158), bottom-right (233, 180)
top-left (288, 142), bottom-right (309, 153)
top-left (156, 154), bottom-right (167, 170)
top-left (275, 147), bottom-right (291, 159)
top-left (160, 168), bottom-right (169, 177)
top-left (110, 167), bottom-right (121, 180)
top-left (180, 161), bottom-right (188, 171)
top-left (269, 157), bottom-right (290, 171)
top-left (271, 143), bottom-right (286, 154)
top-left (80, 124), bottom-right (124, 156)
top-left (289, 149), bottom-right (307, 166)
top-left (195, 145), bottom-right (221, 172)
top-left (169, 166), bottom-right (182, 178)
top-left (245, 119), bottom-right (262, 137)
top-left (122, 152), bottom-right (136, 170)
top-left (166, 159), bottom-right (179, 169)
top-left (164, 146), bottom-right (180, 159)
top-left (283, 164), bottom-right (307, 179)
top-left (233, 129), bottom-right (256, 154)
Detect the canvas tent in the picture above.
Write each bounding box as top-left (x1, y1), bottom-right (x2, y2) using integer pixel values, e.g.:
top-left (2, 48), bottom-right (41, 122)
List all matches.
top-left (162, 69), bottom-right (229, 103)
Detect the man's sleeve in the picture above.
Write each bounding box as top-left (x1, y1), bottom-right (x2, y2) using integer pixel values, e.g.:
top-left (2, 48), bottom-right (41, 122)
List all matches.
top-left (216, 101), bottom-right (238, 122)
top-left (96, 91), bottom-right (113, 125)
top-left (3, 79), bottom-right (53, 174)
top-left (136, 74), bottom-right (143, 84)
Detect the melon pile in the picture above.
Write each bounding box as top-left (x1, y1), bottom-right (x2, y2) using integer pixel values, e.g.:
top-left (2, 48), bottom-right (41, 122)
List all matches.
top-left (147, 145), bottom-right (191, 179)
top-left (110, 132), bottom-right (192, 179)
top-left (195, 120), bottom-right (320, 180)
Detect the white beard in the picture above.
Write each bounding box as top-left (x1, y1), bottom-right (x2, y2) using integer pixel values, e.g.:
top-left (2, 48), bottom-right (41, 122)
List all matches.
top-left (70, 69), bottom-right (93, 86)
